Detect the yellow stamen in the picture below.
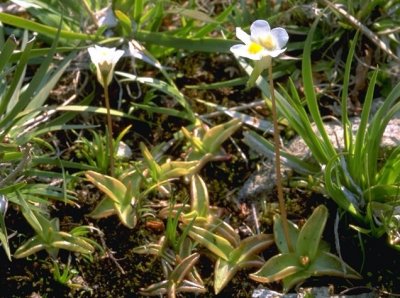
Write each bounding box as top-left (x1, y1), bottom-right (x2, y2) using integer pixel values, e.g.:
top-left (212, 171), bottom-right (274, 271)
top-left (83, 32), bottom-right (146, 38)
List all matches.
top-left (259, 34), bottom-right (276, 50)
top-left (248, 42), bottom-right (263, 54)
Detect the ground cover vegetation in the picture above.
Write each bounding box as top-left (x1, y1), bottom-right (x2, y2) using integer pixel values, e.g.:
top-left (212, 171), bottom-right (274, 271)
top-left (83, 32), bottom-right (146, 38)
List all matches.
top-left (0, 0), bottom-right (399, 297)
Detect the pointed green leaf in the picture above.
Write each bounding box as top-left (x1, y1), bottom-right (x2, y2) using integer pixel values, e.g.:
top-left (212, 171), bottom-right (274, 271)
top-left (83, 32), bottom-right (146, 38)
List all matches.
top-left (140, 143), bottom-right (162, 179)
top-left (14, 236), bottom-right (45, 258)
top-left (115, 10), bottom-right (133, 36)
top-left (140, 280), bottom-right (168, 296)
top-left (170, 253), bottom-right (200, 285)
top-left (58, 231), bottom-right (95, 252)
top-left (214, 258), bottom-right (239, 294)
top-left (274, 215), bottom-right (299, 254)
top-left (0, 231), bottom-right (10, 260)
top-left (249, 253), bottom-right (302, 283)
top-left (282, 270), bottom-right (312, 292)
top-left (85, 171), bottom-right (127, 204)
top-left (181, 127), bottom-right (206, 153)
top-left (309, 251), bottom-right (361, 279)
top-left (88, 197), bottom-right (117, 219)
top-left (296, 205), bottom-right (328, 262)
top-left (184, 224), bottom-right (234, 260)
top-left (214, 254), bottom-right (265, 294)
top-left (178, 279), bottom-right (206, 294)
top-left (202, 118), bottom-right (241, 154)
top-left (0, 35), bottom-right (17, 74)
top-left (159, 167), bottom-right (191, 180)
top-left (167, 7), bottom-right (217, 23)
top-left (190, 174), bottom-right (209, 218)
top-left (0, 197), bottom-right (10, 260)
top-left (115, 203), bottom-right (137, 229)
top-left (196, 216), bottom-right (240, 248)
top-left (231, 234), bottom-right (274, 264)
top-left (51, 240), bottom-right (93, 255)
top-left (122, 181), bottom-right (135, 207)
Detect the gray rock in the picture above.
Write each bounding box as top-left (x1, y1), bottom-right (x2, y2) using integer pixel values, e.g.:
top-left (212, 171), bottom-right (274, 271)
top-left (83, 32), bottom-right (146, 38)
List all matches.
top-left (252, 286), bottom-right (378, 298)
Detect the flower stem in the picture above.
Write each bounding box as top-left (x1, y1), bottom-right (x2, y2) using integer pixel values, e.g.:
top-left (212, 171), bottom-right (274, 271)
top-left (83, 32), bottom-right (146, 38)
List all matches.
top-left (103, 84), bottom-right (115, 177)
top-left (267, 60), bottom-right (293, 252)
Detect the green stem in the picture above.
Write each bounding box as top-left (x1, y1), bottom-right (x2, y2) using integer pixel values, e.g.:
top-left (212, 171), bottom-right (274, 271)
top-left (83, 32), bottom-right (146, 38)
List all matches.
top-left (103, 84), bottom-right (115, 177)
top-left (268, 59), bottom-right (293, 252)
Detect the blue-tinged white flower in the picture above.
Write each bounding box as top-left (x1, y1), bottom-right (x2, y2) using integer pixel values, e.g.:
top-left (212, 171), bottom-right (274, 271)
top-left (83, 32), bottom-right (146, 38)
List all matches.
top-left (230, 20), bottom-right (288, 60)
top-left (95, 6), bottom-right (118, 29)
top-left (88, 45), bottom-right (124, 87)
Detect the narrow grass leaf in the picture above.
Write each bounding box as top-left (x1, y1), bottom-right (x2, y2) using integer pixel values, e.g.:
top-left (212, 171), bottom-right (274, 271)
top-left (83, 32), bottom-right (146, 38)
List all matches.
top-left (0, 12), bottom-right (98, 41)
top-left (303, 18), bottom-right (336, 161)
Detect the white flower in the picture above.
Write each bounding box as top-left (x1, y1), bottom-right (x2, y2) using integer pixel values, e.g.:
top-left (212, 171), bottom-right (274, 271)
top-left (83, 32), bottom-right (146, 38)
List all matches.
top-left (230, 20), bottom-right (288, 60)
top-left (88, 45), bottom-right (124, 87)
top-left (95, 6), bottom-right (118, 28)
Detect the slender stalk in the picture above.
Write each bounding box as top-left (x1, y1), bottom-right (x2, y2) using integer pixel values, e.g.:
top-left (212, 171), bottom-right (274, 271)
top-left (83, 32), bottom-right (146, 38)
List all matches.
top-left (82, 0), bottom-right (99, 28)
top-left (103, 84), bottom-right (115, 177)
top-left (267, 60), bottom-right (293, 252)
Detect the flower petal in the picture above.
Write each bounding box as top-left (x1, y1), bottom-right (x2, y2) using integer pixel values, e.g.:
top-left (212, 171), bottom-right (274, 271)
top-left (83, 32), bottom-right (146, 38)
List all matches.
top-left (235, 27), bottom-right (251, 45)
top-left (250, 20), bottom-right (270, 40)
top-left (264, 48), bottom-right (287, 58)
top-left (88, 47), bottom-right (100, 64)
top-left (271, 28), bottom-right (289, 49)
top-left (230, 44), bottom-right (262, 60)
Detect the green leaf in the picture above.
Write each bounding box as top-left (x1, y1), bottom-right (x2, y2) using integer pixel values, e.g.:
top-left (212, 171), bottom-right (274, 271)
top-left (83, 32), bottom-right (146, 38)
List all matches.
top-left (202, 118), bottom-right (241, 154)
top-left (190, 174), bottom-right (209, 218)
top-left (0, 197), bottom-right (10, 260)
top-left (140, 143), bottom-right (162, 180)
top-left (167, 8), bottom-right (217, 24)
top-left (302, 17), bottom-right (336, 161)
top-left (282, 270), bottom-right (312, 292)
top-left (14, 236), bottom-right (45, 259)
top-left (115, 203), bottom-right (137, 229)
top-left (214, 256), bottom-right (261, 295)
top-left (364, 185), bottom-right (400, 203)
top-left (340, 32), bottom-right (359, 153)
top-left (135, 30), bottom-right (237, 53)
top-left (116, 72), bottom-right (196, 122)
top-left (309, 251), bottom-right (361, 279)
top-left (55, 105), bottom-right (139, 120)
top-left (230, 234), bottom-right (274, 264)
top-left (0, 35), bottom-right (33, 121)
top-left (115, 10), bottom-right (133, 36)
top-left (85, 171), bottom-right (127, 204)
top-left (170, 253), bottom-right (200, 285)
top-left (296, 205), bottom-right (328, 262)
top-left (184, 224), bottom-right (234, 261)
top-left (243, 131), bottom-right (319, 175)
top-left (191, 216), bottom-right (240, 248)
top-left (273, 215), bottom-right (299, 254)
top-left (133, 0), bottom-right (144, 24)
top-left (367, 81), bottom-right (400, 179)
top-left (324, 156), bottom-right (362, 220)
top-left (249, 253), bottom-right (302, 283)
top-left (377, 146), bottom-right (400, 184)
top-left (88, 197), bottom-right (116, 218)
top-left (0, 35), bottom-right (17, 74)
top-left (0, 12), bottom-right (98, 41)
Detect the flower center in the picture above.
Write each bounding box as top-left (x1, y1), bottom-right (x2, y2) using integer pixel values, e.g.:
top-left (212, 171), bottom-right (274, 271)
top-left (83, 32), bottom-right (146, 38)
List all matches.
top-left (300, 255), bottom-right (310, 266)
top-left (248, 42), bottom-right (263, 54)
top-left (259, 34), bottom-right (276, 50)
